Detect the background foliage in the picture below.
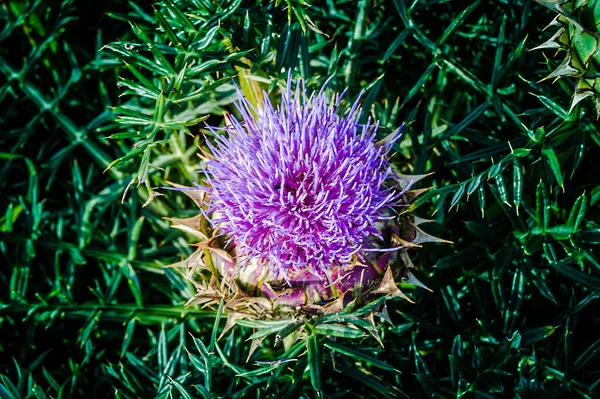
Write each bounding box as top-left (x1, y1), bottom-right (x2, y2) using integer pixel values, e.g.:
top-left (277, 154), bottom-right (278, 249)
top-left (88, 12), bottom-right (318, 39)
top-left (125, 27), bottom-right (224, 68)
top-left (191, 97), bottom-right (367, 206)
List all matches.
top-left (1, 0), bottom-right (600, 397)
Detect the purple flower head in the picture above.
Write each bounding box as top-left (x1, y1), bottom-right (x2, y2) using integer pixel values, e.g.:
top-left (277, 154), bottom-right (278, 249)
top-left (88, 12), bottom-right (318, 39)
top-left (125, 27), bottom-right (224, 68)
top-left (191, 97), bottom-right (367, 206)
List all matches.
top-left (205, 79), bottom-right (401, 281)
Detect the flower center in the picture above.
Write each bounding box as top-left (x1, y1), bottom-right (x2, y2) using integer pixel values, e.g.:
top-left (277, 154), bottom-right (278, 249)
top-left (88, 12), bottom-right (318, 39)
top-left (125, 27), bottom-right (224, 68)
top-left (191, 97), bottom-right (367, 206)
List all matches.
top-left (276, 171), bottom-right (318, 213)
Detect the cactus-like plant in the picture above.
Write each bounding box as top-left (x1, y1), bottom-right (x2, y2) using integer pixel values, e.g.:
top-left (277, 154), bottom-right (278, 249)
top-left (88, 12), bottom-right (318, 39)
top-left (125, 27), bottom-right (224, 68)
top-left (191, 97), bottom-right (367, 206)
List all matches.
top-left (534, 0), bottom-right (600, 117)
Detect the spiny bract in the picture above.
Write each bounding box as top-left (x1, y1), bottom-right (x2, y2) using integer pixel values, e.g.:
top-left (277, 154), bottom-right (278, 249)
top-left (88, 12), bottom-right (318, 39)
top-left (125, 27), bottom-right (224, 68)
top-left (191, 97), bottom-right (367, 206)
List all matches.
top-left (169, 79), bottom-right (443, 321)
top-left (534, 0), bottom-right (600, 118)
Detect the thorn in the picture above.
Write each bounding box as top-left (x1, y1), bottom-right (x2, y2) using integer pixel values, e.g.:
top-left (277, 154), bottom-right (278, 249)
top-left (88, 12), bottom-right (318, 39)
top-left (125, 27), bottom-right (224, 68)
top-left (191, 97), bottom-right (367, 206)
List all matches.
top-left (405, 271), bottom-right (433, 292)
top-left (246, 336), bottom-right (266, 363)
top-left (121, 178), bottom-right (136, 204)
top-left (413, 226), bottom-right (453, 245)
top-left (372, 267), bottom-right (414, 303)
top-left (142, 190), bottom-right (164, 207)
top-left (411, 215), bottom-right (433, 226)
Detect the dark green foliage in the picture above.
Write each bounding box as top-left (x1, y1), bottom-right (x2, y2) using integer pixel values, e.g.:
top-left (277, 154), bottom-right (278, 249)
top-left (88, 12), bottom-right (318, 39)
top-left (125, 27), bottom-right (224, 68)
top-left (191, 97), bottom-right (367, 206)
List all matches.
top-left (1, 0), bottom-right (600, 398)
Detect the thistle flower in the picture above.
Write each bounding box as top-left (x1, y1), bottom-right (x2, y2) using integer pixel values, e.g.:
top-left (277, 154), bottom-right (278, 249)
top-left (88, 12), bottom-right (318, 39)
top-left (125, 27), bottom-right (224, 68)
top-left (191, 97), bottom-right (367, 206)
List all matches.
top-left (204, 81), bottom-right (399, 281)
top-left (169, 78), bottom-right (443, 319)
